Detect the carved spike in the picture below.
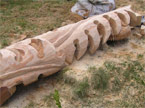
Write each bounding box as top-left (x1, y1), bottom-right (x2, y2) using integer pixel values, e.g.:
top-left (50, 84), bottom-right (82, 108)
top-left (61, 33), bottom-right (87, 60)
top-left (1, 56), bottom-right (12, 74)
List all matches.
top-left (124, 6), bottom-right (142, 26)
top-left (103, 12), bottom-right (122, 35)
top-left (115, 10), bottom-right (130, 26)
top-left (85, 28), bottom-right (100, 54)
top-left (29, 39), bottom-right (44, 58)
top-left (93, 16), bottom-right (111, 44)
top-left (57, 19), bottom-right (101, 63)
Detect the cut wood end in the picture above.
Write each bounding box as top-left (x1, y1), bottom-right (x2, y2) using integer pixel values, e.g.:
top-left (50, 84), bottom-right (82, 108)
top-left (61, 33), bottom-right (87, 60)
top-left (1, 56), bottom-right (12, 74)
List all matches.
top-left (0, 87), bottom-right (11, 106)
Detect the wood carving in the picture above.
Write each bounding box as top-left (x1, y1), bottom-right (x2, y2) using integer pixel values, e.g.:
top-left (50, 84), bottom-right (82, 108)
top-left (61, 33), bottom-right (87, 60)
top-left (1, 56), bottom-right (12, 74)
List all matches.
top-left (0, 5), bottom-right (142, 105)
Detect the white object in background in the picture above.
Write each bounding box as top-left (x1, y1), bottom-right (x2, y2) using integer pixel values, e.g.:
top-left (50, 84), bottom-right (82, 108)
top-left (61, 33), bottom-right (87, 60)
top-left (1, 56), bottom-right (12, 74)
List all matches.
top-left (71, 0), bottom-right (115, 18)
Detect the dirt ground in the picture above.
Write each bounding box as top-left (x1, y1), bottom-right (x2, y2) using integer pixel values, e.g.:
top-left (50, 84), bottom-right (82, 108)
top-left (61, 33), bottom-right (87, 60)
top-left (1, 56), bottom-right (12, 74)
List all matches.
top-left (0, 0), bottom-right (145, 108)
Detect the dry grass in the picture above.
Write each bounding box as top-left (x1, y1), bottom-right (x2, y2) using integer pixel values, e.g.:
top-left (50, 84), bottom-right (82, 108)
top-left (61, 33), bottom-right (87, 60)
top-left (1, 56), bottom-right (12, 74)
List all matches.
top-left (0, 0), bottom-right (77, 48)
top-left (116, 0), bottom-right (145, 14)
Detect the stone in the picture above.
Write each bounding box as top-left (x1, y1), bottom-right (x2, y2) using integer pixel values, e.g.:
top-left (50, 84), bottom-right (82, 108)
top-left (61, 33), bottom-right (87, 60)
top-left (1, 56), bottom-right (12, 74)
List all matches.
top-left (134, 31), bottom-right (142, 39)
top-left (140, 25), bottom-right (145, 36)
top-left (0, 5), bottom-right (142, 106)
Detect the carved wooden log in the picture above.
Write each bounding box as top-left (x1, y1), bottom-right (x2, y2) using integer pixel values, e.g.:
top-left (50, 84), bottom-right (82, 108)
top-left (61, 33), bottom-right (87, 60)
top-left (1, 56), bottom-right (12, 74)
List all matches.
top-left (0, 5), bottom-right (142, 105)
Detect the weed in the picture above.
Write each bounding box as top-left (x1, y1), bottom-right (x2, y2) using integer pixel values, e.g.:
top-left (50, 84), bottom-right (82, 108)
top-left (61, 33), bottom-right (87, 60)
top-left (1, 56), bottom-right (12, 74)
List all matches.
top-left (0, 0), bottom-right (76, 49)
top-left (137, 54), bottom-right (144, 59)
top-left (56, 67), bottom-right (71, 81)
top-left (61, 67), bottom-right (71, 73)
top-left (90, 67), bottom-right (110, 90)
top-left (88, 66), bottom-right (97, 73)
top-left (63, 75), bottom-right (76, 85)
top-left (112, 76), bottom-right (122, 91)
top-left (124, 61), bottom-right (143, 78)
top-left (43, 93), bottom-right (54, 107)
top-left (104, 61), bottom-right (123, 75)
top-left (120, 60), bottom-right (145, 86)
top-left (104, 61), bottom-right (116, 71)
top-left (25, 101), bottom-right (35, 108)
top-left (53, 90), bottom-right (62, 108)
top-left (1, 39), bottom-right (9, 48)
top-left (73, 77), bottom-right (89, 99)
top-left (0, 0), bottom-right (34, 8)
top-left (56, 67), bottom-right (77, 85)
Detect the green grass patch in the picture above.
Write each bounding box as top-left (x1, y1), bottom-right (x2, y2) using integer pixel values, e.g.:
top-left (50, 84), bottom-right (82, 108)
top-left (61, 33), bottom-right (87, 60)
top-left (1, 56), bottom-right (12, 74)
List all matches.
top-left (90, 67), bottom-right (110, 90)
top-left (53, 90), bottom-right (62, 108)
top-left (0, 0), bottom-right (76, 48)
top-left (24, 101), bottom-right (35, 108)
top-left (73, 77), bottom-right (90, 99)
top-left (43, 93), bottom-right (54, 107)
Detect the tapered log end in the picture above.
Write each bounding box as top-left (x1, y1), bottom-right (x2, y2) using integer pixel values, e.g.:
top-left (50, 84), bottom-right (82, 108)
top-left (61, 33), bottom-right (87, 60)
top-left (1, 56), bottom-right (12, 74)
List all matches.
top-left (0, 86), bottom-right (16, 106)
top-left (0, 87), bottom-right (11, 106)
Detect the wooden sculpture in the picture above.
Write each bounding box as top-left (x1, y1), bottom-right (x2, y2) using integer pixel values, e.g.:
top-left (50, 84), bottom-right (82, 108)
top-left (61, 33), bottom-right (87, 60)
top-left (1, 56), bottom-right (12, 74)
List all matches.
top-left (0, 5), bottom-right (142, 105)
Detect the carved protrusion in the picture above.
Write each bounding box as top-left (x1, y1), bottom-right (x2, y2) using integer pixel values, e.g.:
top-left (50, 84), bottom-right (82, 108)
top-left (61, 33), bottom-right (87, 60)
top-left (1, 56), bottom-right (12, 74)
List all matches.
top-left (85, 28), bottom-right (100, 54)
top-left (8, 48), bottom-right (25, 62)
top-left (115, 10), bottom-right (130, 26)
top-left (109, 25), bottom-right (131, 41)
top-left (124, 6), bottom-right (142, 26)
top-left (29, 39), bottom-right (44, 58)
top-left (93, 17), bottom-right (111, 44)
top-left (103, 13), bottom-right (122, 35)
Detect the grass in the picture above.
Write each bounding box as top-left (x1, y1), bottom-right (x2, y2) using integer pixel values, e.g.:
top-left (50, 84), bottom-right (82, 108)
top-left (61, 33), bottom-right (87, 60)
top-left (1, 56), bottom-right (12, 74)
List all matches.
top-left (1, 0), bottom-right (144, 48)
top-left (123, 60), bottom-right (145, 85)
top-left (56, 67), bottom-right (72, 81)
top-left (0, 0), bottom-right (77, 48)
top-left (53, 90), bottom-right (62, 108)
top-left (88, 59), bottom-right (145, 92)
top-left (0, 38), bottom-right (9, 48)
top-left (54, 59), bottom-right (144, 107)
top-left (88, 60), bottom-right (145, 107)
top-left (89, 67), bottom-right (110, 90)
top-left (61, 67), bottom-right (72, 74)
top-left (42, 90), bottom-right (62, 108)
top-left (73, 77), bottom-right (90, 99)
top-left (24, 101), bottom-right (35, 108)
top-left (111, 76), bottom-right (122, 91)
top-left (137, 53), bottom-right (144, 59)
top-left (116, 0), bottom-right (145, 13)
top-left (42, 93), bottom-right (54, 107)
top-left (63, 74), bottom-right (77, 85)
